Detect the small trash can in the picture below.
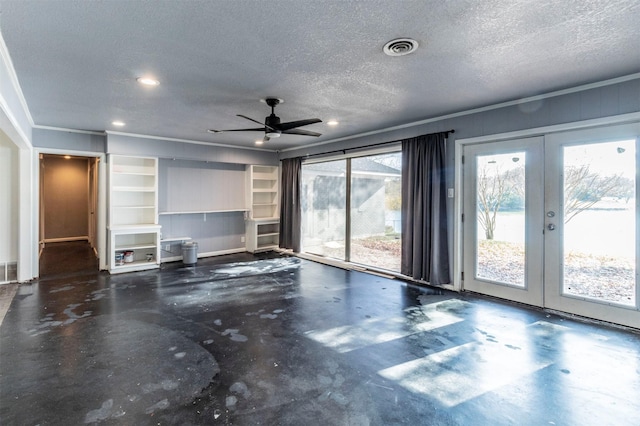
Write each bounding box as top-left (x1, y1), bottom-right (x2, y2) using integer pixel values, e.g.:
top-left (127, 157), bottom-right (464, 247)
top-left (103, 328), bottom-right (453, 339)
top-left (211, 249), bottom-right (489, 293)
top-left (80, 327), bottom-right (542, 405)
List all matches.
top-left (182, 241), bottom-right (198, 265)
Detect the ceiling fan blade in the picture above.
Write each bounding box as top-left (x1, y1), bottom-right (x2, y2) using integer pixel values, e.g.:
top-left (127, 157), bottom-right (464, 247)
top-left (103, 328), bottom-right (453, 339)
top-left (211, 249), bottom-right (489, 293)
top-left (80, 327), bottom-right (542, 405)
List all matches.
top-left (281, 128), bottom-right (322, 137)
top-left (207, 127), bottom-right (265, 134)
top-left (278, 118), bottom-right (322, 131)
top-left (237, 114), bottom-right (276, 131)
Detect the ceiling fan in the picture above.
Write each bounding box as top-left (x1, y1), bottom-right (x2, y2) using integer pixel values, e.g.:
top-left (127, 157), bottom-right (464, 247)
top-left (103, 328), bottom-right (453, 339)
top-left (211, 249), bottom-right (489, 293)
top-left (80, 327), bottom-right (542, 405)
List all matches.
top-left (208, 98), bottom-right (322, 143)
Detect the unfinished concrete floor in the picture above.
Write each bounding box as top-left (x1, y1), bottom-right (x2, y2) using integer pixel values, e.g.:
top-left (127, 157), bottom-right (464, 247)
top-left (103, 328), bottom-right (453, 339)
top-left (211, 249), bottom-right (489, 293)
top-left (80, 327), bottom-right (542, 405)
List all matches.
top-left (1, 251), bottom-right (640, 425)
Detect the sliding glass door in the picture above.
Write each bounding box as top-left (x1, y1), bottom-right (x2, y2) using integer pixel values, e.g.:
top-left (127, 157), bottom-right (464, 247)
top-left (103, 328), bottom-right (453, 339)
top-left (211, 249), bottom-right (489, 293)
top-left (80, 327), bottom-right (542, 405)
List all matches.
top-left (301, 160), bottom-right (347, 259)
top-left (350, 153), bottom-right (402, 271)
top-left (301, 151), bottom-right (402, 272)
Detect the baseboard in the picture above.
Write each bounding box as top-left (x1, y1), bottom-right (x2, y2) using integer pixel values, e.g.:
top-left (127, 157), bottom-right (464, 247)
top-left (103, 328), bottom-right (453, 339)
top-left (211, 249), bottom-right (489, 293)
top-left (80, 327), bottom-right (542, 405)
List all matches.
top-left (292, 251), bottom-right (457, 291)
top-left (44, 236), bottom-right (89, 243)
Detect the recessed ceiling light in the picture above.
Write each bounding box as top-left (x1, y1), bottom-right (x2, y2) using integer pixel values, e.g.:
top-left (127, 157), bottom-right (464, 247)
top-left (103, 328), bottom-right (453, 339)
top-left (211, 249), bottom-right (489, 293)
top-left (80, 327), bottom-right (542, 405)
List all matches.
top-left (136, 76), bottom-right (160, 86)
top-left (383, 38), bottom-right (419, 56)
top-left (112, 120), bottom-right (125, 127)
top-left (64, 155), bottom-right (71, 159)
top-left (327, 120), bottom-right (339, 126)
top-left (255, 140), bottom-right (264, 145)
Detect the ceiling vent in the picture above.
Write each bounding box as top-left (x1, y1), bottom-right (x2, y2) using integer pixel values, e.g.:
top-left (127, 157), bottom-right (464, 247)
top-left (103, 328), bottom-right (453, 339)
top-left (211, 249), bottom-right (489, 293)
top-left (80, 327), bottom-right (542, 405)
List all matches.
top-left (383, 38), bottom-right (419, 56)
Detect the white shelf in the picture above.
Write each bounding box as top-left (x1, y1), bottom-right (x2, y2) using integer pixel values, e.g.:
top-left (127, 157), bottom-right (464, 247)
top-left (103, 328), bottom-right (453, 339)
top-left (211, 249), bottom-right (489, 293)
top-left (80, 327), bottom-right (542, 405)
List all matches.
top-left (159, 209), bottom-right (248, 215)
top-left (257, 232), bottom-right (279, 238)
top-left (160, 236), bottom-right (192, 242)
top-left (112, 186), bottom-right (156, 192)
top-left (253, 175), bottom-right (277, 180)
top-left (108, 155), bottom-right (160, 273)
top-left (109, 224), bottom-right (161, 231)
top-left (246, 216), bottom-right (279, 253)
top-left (246, 165), bottom-right (280, 223)
top-left (114, 242), bottom-right (157, 251)
top-left (112, 171), bottom-right (156, 176)
top-left (252, 216), bottom-right (279, 222)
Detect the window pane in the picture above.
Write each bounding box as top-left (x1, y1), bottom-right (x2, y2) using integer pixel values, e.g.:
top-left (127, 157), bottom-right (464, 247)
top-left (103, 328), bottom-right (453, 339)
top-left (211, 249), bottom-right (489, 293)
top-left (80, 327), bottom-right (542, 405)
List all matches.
top-left (350, 153), bottom-right (402, 272)
top-left (475, 152), bottom-right (526, 287)
top-left (301, 160), bottom-right (346, 259)
top-left (562, 139), bottom-right (636, 306)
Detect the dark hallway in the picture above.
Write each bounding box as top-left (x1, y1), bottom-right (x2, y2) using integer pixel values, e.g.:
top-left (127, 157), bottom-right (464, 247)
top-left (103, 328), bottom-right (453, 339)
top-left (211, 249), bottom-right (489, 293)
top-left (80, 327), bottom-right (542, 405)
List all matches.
top-left (2, 253), bottom-right (640, 425)
top-left (39, 241), bottom-right (98, 279)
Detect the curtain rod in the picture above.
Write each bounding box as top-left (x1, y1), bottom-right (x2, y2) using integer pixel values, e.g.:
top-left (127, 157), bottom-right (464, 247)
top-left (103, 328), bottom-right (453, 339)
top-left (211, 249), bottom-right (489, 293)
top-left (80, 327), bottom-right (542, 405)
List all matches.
top-left (288, 129), bottom-right (455, 160)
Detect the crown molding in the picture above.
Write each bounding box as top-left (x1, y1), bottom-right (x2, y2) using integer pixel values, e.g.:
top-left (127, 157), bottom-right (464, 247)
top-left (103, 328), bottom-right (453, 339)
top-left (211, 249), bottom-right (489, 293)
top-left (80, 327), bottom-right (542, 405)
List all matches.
top-left (280, 73), bottom-right (640, 153)
top-left (105, 130), bottom-right (274, 152)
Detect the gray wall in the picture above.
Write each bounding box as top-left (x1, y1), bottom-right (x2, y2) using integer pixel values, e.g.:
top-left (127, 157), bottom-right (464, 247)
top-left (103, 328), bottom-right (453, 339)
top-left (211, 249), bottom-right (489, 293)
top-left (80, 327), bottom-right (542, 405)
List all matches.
top-left (107, 133), bottom-right (278, 165)
top-left (158, 159), bottom-right (248, 259)
top-left (32, 128), bottom-right (279, 166)
top-left (159, 212), bottom-right (246, 258)
top-left (158, 159), bottom-right (246, 213)
top-left (33, 128), bottom-right (106, 152)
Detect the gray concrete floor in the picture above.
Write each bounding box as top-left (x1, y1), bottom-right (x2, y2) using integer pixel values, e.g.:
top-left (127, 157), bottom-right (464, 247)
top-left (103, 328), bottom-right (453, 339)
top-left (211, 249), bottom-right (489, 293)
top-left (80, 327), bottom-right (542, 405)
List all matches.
top-left (1, 247), bottom-right (639, 425)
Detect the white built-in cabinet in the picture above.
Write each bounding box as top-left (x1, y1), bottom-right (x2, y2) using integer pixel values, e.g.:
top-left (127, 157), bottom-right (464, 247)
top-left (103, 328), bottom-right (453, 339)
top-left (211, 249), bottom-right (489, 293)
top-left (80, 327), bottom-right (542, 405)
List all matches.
top-left (246, 165), bottom-right (280, 252)
top-left (246, 219), bottom-right (280, 253)
top-left (108, 155), bottom-right (161, 273)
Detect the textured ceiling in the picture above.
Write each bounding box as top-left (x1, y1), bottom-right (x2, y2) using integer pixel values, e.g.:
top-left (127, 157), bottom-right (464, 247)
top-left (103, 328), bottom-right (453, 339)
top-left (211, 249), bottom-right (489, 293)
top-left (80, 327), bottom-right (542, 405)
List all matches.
top-left (1, 0), bottom-right (639, 151)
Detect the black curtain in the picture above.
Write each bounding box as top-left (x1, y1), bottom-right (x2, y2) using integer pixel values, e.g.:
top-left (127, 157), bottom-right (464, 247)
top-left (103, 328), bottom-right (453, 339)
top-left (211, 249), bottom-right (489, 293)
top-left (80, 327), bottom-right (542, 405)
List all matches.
top-left (279, 157), bottom-right (302, 252)
top-left (401, 132), bottom-right (450, 285)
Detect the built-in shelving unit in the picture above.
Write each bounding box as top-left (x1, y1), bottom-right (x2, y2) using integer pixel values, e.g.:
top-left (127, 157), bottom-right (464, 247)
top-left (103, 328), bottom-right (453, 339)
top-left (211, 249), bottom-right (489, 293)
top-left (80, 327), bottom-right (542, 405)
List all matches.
top-left (246, 165), bottom-right (280, 252)
top-left (109, 225), bottom-right (161, 273)
top-left (108, 155), bottom-right (160, 273)
top-left (246, 218), bottom-right (280, 253)
top-left (247, 165), bottom-right (279, 219)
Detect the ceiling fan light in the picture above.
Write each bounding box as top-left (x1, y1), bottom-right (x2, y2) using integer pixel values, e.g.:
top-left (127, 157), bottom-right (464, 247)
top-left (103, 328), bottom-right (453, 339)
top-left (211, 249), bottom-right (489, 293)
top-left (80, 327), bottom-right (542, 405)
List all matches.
top-left (265, 131), bottom-right (281, 138)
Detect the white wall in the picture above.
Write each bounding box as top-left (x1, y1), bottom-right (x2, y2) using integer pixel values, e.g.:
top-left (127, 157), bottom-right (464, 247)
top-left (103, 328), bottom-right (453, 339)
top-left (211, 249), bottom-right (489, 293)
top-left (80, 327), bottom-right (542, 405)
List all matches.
top-left (0, 130), bottom-right (19, 265)
top-left (1, 32), bottom-right (35, 282)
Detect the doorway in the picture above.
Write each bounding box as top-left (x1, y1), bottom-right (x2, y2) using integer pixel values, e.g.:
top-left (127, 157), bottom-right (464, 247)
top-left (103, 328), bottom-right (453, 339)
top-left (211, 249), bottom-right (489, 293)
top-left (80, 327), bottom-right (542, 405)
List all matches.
top-left (39, 154), bottom-right (100, 277)
top-left (460, 123), bottom-right (640, 328)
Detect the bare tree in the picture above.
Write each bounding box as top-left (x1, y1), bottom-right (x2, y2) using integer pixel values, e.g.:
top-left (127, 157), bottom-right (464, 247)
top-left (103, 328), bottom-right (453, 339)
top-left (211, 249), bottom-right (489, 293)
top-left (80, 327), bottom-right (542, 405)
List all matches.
top-left (564, 165), bottom-right (625, 223)
top-left (477, 162), bottom-right (523, 240)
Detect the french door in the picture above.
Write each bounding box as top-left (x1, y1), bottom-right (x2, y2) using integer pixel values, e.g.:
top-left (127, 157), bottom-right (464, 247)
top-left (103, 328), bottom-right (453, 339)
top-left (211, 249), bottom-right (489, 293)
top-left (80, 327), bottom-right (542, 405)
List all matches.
top-left (463, 137), bottom-right (544, 306)
top-left (462, 124), bottom-right (640, 328)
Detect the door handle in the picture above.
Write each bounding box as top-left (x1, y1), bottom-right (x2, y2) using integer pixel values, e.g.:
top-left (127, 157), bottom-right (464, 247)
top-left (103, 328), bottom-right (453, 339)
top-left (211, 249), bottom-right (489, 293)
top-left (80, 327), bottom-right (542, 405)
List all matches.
top-left (547, 223), bottom-right (556, 231)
